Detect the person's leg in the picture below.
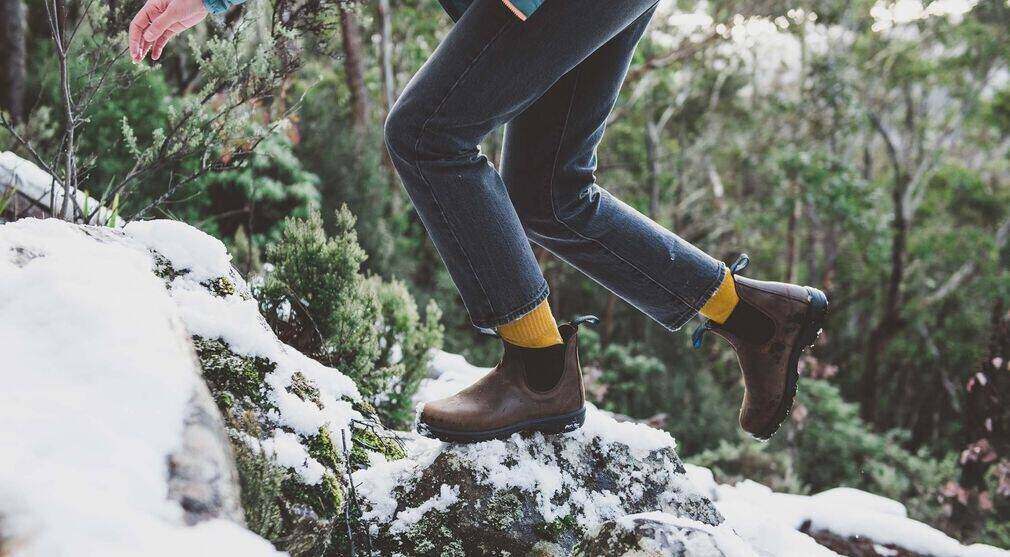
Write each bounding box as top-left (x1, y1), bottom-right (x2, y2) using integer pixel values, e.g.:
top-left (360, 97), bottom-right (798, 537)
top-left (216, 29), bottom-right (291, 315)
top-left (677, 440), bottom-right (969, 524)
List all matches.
top-left (500, 5), bottom-right (727, 333)
top-left (384, 0), bottom-right (660, 334)
top-left (500, 6), bottom-right (829, 441)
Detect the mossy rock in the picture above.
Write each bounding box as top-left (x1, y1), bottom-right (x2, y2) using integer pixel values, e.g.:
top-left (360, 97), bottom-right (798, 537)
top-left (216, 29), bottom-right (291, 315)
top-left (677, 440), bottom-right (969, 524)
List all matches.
top-left (357, 429), bottom-right (722, 556)
top-left (191, 332), bottom-right (406, 555)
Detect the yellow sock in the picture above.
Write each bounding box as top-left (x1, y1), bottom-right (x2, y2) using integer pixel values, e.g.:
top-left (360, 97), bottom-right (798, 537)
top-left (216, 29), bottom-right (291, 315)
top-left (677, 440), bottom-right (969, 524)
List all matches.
top-left (498, 299), bottom-right (563, 348)
top-left (699, 269), bottom-right (739, 325)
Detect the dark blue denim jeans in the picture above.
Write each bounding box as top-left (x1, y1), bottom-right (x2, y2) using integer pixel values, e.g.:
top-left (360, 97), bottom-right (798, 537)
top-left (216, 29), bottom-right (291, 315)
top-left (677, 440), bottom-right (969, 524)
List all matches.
top-left (385, 0), bottom-right (725, 332)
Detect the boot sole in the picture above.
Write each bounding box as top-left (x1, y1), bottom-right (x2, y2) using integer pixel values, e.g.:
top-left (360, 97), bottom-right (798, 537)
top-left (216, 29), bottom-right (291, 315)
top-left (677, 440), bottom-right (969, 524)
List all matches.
top-left (751, 286), bottom-right (829, 441)
top-left (418, 406), bottom-right (586, 444)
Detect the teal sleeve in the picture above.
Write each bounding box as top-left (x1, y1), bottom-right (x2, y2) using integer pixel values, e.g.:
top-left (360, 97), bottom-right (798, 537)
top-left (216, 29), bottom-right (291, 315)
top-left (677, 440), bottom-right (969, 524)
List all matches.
top-left (203, 0), bottom-right (245, 15)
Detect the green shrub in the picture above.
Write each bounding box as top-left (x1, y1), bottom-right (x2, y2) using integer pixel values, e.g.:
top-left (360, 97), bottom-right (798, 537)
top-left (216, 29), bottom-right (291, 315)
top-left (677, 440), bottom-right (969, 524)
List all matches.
top-left (578, 328), bottom-right (738, 454)
top-left (258, 207), bottom-right (382, 390)
top-left (690, 440), bottom-right (806, 494)
top-left (369, 277), bottom-right (444, 428)
top-left (773, 378), bottom-right (957, 525)
top-left (257, 208), bottom-right (442, 426)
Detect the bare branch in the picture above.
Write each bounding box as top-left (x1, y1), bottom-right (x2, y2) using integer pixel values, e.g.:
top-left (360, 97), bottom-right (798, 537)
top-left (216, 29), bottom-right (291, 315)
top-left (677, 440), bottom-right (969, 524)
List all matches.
top-left (922, 217), bottom-right (1010, 307)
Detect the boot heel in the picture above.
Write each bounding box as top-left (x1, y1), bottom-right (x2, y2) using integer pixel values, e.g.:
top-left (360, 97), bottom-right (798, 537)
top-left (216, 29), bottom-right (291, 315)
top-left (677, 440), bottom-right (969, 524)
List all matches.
top-left (533, 407), bottom-right (586, 435)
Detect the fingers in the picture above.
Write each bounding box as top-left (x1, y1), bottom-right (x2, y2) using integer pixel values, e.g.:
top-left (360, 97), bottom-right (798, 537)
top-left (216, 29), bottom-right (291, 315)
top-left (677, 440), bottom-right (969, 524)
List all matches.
top-left (143, 2), bottom-right (184, 45)
top-left (151, 22), bottom-right (185, 60)
top-left (129, 1), bottom-right (155, 61)
top-left (130, 0), bottom-right (199, 62)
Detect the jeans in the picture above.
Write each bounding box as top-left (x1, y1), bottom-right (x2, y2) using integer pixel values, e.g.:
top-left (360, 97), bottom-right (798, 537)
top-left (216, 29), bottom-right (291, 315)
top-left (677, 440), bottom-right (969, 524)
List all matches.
top-left (385, 0), bottom-right (725, 332)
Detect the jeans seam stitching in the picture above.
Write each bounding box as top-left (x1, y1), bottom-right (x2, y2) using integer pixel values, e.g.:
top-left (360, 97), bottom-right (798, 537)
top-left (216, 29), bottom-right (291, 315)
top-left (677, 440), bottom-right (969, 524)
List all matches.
top-left (545, 65), bottom-right (708, 320)
top-left (410, 20), bottom-right (515, 320)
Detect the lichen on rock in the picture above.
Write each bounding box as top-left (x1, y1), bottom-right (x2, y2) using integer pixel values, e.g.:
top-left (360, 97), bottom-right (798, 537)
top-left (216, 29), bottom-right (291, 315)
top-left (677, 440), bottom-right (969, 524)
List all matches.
top-left (352, 406), bottom-right (722, 556)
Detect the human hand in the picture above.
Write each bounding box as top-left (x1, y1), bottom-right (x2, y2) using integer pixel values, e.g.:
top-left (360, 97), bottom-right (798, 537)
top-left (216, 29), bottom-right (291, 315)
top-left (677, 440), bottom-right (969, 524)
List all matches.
top-left (129, 0), bottom-right (208, 62)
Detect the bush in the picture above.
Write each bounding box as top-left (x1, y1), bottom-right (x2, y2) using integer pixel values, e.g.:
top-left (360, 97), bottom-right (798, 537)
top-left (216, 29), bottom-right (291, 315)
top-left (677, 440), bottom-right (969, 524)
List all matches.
top-left (774, 378), bottom-right (958, 525)
top-left (257, 207), bottom-right (442, 427)
top-left (578, 328), bottom-right (739, 454)
top-left (369, 277), bottom-right (443, 428)
top-left (258, 207), bottom-right (381, 387)
top-left (689, 440), bottom-right (806, 494)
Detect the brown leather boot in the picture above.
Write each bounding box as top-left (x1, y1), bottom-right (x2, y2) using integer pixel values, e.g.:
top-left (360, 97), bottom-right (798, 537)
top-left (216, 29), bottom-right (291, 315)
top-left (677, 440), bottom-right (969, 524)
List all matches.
top-left (693, 255), bottom-right (829, 440)
top-left (415, 319), bottom-right (593, 444)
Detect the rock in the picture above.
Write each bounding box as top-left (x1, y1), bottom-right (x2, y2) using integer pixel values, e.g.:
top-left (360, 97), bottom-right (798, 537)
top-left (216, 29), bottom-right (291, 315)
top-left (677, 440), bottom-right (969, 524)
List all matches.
top-left (575, 512), bottom-right (755, 557)
top-left (353, 406), bottom-right (722, 555)
top-left (0, 218), bottom-right (277, 555)
top-left (120, 219), bottom-right (408, 555)
top-left (168, 386), bottom-right (246, 525)
top-left (800, 526), bottom-right (921, 557)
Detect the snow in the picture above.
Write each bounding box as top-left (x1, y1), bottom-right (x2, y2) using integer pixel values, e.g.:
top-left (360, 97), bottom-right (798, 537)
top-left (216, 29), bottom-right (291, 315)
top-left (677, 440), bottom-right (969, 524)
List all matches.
top-left (124, 219), bottom-right (363, 453)
top-left (125, 219), bottom-right (232, 283)
top-left (701, 476), bottom-right (1010, 557)
top-left (615, 511), bottom-right (757, 557)
top-left (0, 152), bottom-right (119, 226)
top-left (0, 218), bottom-right (282, 556)
top-left (387, 485), bottom-right (461, 535)
top-left (414, 350), bottom-right (488, 402)
top-left (261, 429), bottom-right (326, 485)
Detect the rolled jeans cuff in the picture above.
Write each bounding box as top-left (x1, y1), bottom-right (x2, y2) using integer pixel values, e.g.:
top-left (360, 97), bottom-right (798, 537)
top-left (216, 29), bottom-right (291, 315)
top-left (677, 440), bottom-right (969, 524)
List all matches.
top-left (472, 280), bottom-right (550, 334)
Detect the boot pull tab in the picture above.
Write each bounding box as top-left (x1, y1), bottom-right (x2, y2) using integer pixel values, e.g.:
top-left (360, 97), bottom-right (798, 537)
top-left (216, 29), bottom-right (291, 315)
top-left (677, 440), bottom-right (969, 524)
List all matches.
top-left (730, 253), bottom-right (750, 275)
top-left (570, 315), bottom-right (600, 328)
top-left (692, 320), bottom-right (712, 349)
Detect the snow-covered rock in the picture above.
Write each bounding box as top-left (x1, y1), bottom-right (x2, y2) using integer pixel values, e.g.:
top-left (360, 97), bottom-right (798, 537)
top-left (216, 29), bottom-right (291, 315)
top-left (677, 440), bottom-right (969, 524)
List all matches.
top-left (0, 219), bottom-right (276, 556)
top-left (575, 512), bottom-right (756, 556)
top-left (3, 215), bottom-right (1006, 557)
top-left (0, 218), bottom-right (402, 556)
top-left (686, 464), bottom-right (1009, 557)
top-left (348, 351), bottom-right (723, 555)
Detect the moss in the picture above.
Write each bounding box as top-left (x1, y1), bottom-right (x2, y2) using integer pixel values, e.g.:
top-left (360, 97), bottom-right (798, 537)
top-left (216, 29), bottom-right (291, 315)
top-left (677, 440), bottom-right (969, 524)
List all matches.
top-left (288, 371), bottom-right (322, 408)
top-left (400, 510), bottom-right (460, 555)
top-left (151, 253), bottom-right (186, 283)
top-left (439, 538), bottom-right (466, 557)
top-left (306, 427), bottom-right (341, 471)
top-left (350, 425), bottom-right (406, 468)
top-left (536, 514), bottom-right (582, 543)
top-left (203, 276), bottom-right (237, 297)
top-left (281, 472), bottom-right (344, 518)
top-left (485, 492), bottom-right (523, 530)
top-left (352, 398), bottom-right (378, 416)
top-left (194, 336), bottom-right (275, 409)
top-left (233, 443), bottom-right (285, 542)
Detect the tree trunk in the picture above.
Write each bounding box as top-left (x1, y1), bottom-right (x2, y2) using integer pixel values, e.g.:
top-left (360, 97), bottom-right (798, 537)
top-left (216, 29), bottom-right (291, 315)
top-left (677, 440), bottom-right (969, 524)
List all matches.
top-left (784, 180), bottom-right (800, 283)
top-left (0, 0), bottom-right (27, 124)
top-left (339, 4), bottom-right (369, 131)
top-left (376, 0), bottom-right (395, 113)
top-left (646, 121), bottom-right (661, 220)
top-left (861, 170), bottom-right (909, 423)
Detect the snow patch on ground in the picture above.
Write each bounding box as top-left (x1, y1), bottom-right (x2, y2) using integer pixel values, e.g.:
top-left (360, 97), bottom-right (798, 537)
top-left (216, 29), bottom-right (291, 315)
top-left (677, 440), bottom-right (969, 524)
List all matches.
top-left (684, 464), bottom-right (1010, 557)
top-left (0, 218), bottom-right (281, 556)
